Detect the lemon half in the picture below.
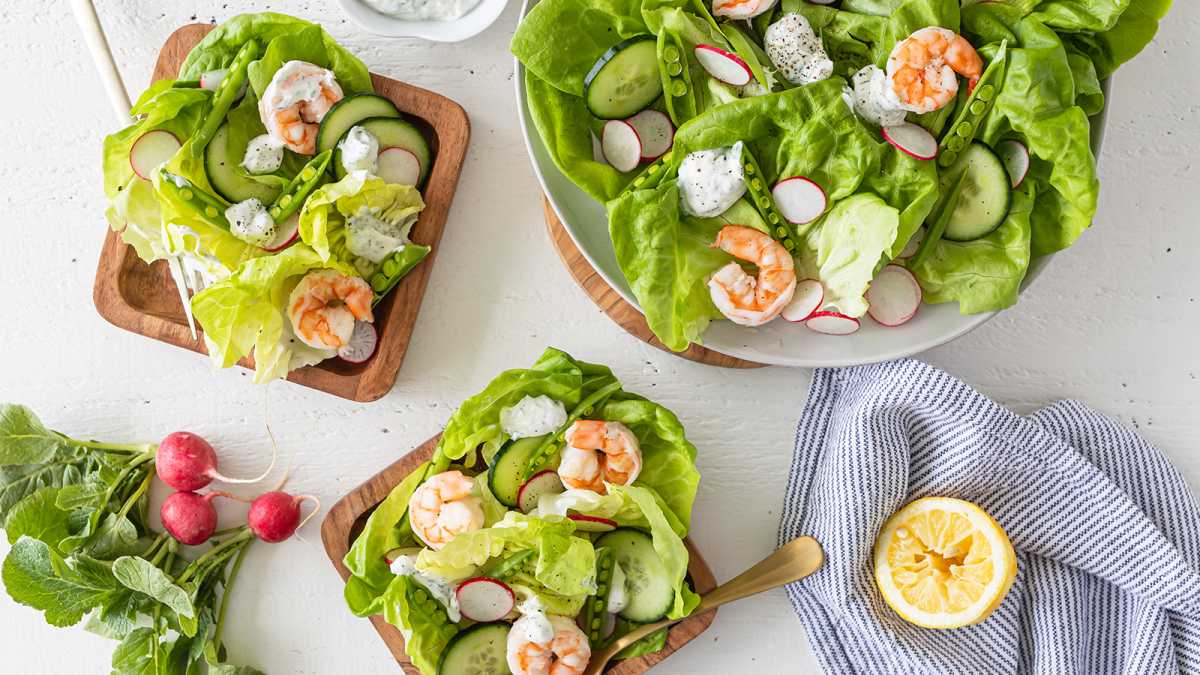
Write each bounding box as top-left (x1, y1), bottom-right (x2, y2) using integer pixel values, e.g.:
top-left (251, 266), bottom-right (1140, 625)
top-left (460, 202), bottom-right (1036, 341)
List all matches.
top-left (873, 497), bottom-right (1017, 629)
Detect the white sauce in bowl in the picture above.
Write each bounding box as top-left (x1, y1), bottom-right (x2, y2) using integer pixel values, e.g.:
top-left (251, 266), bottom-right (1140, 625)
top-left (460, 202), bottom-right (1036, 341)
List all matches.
top-left (363, 0), bottom-right (482, 21)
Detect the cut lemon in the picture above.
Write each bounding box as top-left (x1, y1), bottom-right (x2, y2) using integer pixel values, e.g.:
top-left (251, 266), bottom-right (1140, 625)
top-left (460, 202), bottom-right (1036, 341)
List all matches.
top-left (873, 497), bottom-right (1017, 629)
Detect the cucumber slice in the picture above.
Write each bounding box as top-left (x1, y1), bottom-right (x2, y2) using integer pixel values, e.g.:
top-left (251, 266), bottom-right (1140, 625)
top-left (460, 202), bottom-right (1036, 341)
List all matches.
top-left (584, 37), bottom-right (663, 120)
top-left (939, 141), bottom-right (1012, 242)
top-left (316, 93), bottom-right (401, 156)
top-left (487, 435), bottom-right (546, 508)
top-left (205, 124), bottom-right (281, 204)
top-left (334, 116), bottom-right (433, 186)
top-left (436, 622), bottom-right (511, 675)
top-left (593, 528), bottom-right (675, 623)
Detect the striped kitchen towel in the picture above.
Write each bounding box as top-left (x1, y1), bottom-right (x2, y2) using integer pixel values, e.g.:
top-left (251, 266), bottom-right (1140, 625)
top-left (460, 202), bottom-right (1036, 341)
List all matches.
top-left (778, 359), bottom-right (1200, 674)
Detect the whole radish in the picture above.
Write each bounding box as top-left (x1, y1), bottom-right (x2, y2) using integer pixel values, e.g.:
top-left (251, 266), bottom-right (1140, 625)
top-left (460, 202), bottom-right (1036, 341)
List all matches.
top-left (247, 491), bottom-right (319, 543)
top-left (160, 491), bottom-right (224, 545)
top-left (156, 431), bottom-right (275, 491)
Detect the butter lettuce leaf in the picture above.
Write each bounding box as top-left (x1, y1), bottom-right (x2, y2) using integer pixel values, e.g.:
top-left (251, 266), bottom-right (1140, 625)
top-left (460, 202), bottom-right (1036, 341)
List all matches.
top-left (298, 172), bottom-right (427, 268)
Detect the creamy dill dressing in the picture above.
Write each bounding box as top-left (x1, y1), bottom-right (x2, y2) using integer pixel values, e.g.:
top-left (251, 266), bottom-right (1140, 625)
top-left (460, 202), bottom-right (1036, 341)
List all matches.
top-left (338, 126), bottom-right (379, 174)
top-left (500, 395), bottom-right (567, 439)
top-left (765, 13), bottom-right (833, 85)
top-left (224, 199), bottom-right (275, 247)
top-left (677, 141), bottom-right (746, 218)
top-left (345, 206), bottom-right (415, 264)
top-left (389, 555), bottom-right (462, 622)
top-left (363, 0), bottom-right (482, 21)
top-left (512, 596), bottom-right (555, 644)
top-left (241, 134), bottom-right (284, 174)
top-left (849, 66), bottom-right (907, 127)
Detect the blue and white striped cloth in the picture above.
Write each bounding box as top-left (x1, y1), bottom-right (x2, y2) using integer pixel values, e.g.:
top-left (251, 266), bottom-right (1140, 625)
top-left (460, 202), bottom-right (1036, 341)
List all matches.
top-left (778, 359), bottom-right (1200, 674)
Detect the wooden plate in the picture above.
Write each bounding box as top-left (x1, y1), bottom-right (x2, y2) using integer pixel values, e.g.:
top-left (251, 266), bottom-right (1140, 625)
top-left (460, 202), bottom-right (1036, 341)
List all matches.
top-left (321, 435), bottom-right (718, 673)
top-left (92, 24), bottom-right (470, 401)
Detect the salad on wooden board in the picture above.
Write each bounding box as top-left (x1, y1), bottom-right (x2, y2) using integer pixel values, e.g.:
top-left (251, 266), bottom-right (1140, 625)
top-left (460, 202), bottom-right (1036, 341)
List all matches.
top-left (103, 12), bottom-right (437, 382)
top-left (512, 0), bottom-right (1170, 349)
top-left (341, 348), bottom-right (702, 674)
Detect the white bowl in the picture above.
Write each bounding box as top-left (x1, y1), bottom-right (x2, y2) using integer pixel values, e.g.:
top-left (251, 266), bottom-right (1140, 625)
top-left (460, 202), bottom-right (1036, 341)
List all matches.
top-left (514, 0), bottom-right (1108, 367)
top-left (338, 0), bottom-right (509, 41)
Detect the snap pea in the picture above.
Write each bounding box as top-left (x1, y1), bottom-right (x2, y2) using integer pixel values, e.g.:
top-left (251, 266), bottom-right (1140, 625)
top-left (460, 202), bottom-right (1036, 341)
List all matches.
top-left (657, 33), bottom-right (696, 124)
top-left (741, 147), bottom-right (800, 252)
top-left (479, 549), bottom-right (535, 581)
top-left (524, 379), bottom-right (623, 477)
top-left (157, 170), bottom-right (231, 230)
top-left (190, 40), bottom-right (259, 157)
top-left (585, 547), bottom-right (616, 647)
top-left (267, 150), bottom-right (332, 222)
top-left (368, 244), bottom-right (431, 304)
top-left (937, 41), bottom-right (1007, 168)
top-left (627, 152), bottom-right (675, 193)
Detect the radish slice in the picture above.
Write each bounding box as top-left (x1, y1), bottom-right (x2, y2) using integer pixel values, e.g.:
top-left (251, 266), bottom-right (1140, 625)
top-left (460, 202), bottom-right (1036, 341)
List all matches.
top-left (866, 265), bottom-right (922, 327)
top-left (897, 227), bottom-right (924, 260)
top-left (602, 612), bottom-right (618, 638)
top-left (626, 110), bottom-right (674, 162)
top-left (384, 546), bottom-right (424, 564)
top-left (772, 177), bottom-right (827, 224)
top-left (693, 44), bottom-right (753, 87)
top-left (337, 321), bottom-right (378, 364)
top-left (200, 69), bottom-right (227, 90)
top-left (882, 123), bottom-right (938, 160)
top-left (781, 279), bottom-right (824, 323)
top-left (377, 147), bottom-right (422, 186)
top-left (805, 311), bottom-right (860, 336)
top-left (567, 514), bottom-right (618, 533)
top-left (456, 577), bottom-right (515, 623)
top-left (601, 120), bottom-right (642, 172)
top-left (129, 130), bottom-right (181, 180)
top-left (996, 139), bottom-right (1029, 188)
top-left (517, 470), bottom-right (565, 514)
top-left (263, 213), bottom-right (300, 252)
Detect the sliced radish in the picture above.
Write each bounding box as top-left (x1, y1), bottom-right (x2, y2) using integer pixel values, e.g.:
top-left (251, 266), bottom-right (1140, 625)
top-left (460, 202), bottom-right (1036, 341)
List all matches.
top-left (200, 69), bottom-right (227, 90)
top-left (805, 311), bottom-right (860, 336)
top-left (866, 265), bottom-right (922, 327)
top-left (772, 177), bottom-right (827, 224)
top-left (337, 321), bottom-right (378, 364)
top-left (897, 228), bottom-right (924, 260)
top-left (384, 546), bottom-right (424, 564)
top-left (517, 470), bottom-right (565, 514)
top-left (567, 514), bottom-right (618, 533)
top-left (693, 44), bottom-right (753, 87)
top-left (781, 279), bottom-right (824, 323)
top-left (601, 120), bottom-right (642, 173)
top-left (263, 212), bottom-right (300, 252)
top-left (626, 110), bottom-right (674, 162)
top-left (602, 612), bottom-right (618, 638)
top-left (882, 123), bottom-right (938, 160)
top-left (129, 130), bottom-right (181, 180)
top-left (456, 577), bottom-right (515, 623)
top-left (996, 139), bottom-right (1029, 188)
top-left (377, 147), bottom-right (422, 186)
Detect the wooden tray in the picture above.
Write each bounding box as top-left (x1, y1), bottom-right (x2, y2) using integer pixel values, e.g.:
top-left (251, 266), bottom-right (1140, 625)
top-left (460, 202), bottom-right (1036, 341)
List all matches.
top-left (542, 198), bottom-right (764, 370)
top-left (92, 24), bottom-right (470, 401)
top-left (321, 435), bottom-right (718, 673)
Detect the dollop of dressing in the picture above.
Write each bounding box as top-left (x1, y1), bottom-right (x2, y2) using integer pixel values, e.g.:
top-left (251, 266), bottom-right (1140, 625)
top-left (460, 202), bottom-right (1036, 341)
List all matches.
top-left (677, 141), bottom-right (747, 218)
top-left (849, 65), bottom-right (907, 127)
top-left (345, 206), bottom-right (416, 264)
top-left (500, 395), bottom-right (568, 440)
top-left (512, 595), bottom-right (555, 645)
top-left (224, 198), bottom-right (276, 247)
top-left (241, 134), bottom-right (284, 175)
top-left (338, 126), bottom-right (380, 175)
top-left (765, 13), bottom-right (833, 85)
top-left (362, 0), bottom-right (482, 21)
top-left (389, 555), bottom-right (462, 623)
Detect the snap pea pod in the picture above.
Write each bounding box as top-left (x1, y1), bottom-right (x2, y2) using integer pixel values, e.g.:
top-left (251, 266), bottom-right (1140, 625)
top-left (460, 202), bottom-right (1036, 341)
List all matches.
top-left (524, 379), bottom-right (624, 477)
top-left (366, 243), bottom-right (432, 304)
top-left (658, 33), bottom-right (697, 125)
top-left (158, 170), bottom-right (231, 230)
top-left (740, 147), bottom-right (800, 252)
top-left (267, 149), bottom-right (332, 222)
top-left (627, 151), bottom-right (675, 193)
top-left (479, 549), bottom-right (535, 581)
top-left (937, 41), bottom-right (1007, 168)
top-left (909, 166), bottom-right (968, 267)
top-left (191, 40), bottom-right (259, 157)
top-left (585, 547), bottom-right (616, 648)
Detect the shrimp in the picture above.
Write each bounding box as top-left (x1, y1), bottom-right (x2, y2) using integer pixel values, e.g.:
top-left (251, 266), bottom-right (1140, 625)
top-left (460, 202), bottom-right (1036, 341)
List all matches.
top-left (507, 615), bottom-right (591, 675)
top-left (286, 270), bottom-right (374, 351)
top-left (259, 61), bottom-right (344, 155)
top-left (712, 0), bottom-right (778, 20)
top-left (407, 470), bottom-right (485, 551)
top-left (707, 225), bottom-right (796, 327)
top-left (886, 27), bottom-right (983, 114)
top-left (557, 420), bottom-right (642, 495)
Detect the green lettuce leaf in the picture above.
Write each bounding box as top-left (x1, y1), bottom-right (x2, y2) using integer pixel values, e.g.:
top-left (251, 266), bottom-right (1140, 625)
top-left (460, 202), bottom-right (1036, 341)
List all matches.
top-left (1062, 0), bottom-right (1172, 79)
top-left (795, 194), bottom-right (899, 318)
top-left (378, 576), bottom-right (456, 675)
top-left (298, 172), bottom-right (427, 269)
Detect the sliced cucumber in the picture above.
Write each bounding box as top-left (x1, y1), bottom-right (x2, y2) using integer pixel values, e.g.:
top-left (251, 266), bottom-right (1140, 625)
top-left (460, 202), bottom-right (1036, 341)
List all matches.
top-left (487, 435), bottom-right (546, 508)
top-left (316, 93), bottom-right (401, 156)
top-left (584, 37), bottom-right (663, 120)
top-left (939, 141), bottom-right (1012, 242)
top-left (593, 528), bottom-right (674, 623)
top-left (205, 124), bottom-right (280, 204)
top-left (334, 116), bottom-right (433, 185)
top-left (437, 623), bottom-right (511, 675)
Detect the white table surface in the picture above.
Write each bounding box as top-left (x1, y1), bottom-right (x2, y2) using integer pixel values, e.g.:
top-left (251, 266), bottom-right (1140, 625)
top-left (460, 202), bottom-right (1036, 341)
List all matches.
top-left (1, 1), bottom-right (1196, 672)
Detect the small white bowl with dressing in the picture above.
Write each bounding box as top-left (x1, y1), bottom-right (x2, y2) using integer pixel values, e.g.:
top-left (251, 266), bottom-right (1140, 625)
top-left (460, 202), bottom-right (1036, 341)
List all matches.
top-left (338, 0), bottom-right (508, 41)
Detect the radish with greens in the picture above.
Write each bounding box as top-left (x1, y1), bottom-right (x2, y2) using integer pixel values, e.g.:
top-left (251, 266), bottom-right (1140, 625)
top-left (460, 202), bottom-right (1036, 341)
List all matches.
top-left (160, 491), bottom-right (225, 545)
top-left (455, 577), bottom-right (516, 622)
top-left (156, 431), bottom-right (275, 492)
top-left (781, 279), bottom-right (824, 323)
top-left (129, 130), bottom-right (181, 180)
top-left (694, 44), bottom-right (753, 86)
top-left (772, 177), bottom-right (827, 224)
top-left (601, 120), bottom-right (642, 172)
top-left (247, 490), bottom-right (320, 543)
top-left (866, 265), bottom-right (922, 327)
top-left (883, 123), bottom-right (938, 160)
top-left (626, 110), bottom-right (674, 162)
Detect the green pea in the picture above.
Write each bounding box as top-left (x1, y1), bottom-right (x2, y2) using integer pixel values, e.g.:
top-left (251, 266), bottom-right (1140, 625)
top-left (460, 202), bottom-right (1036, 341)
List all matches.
top-left (969, 100), bottom-right (987, 115)
top-left (647, 163), bottom-right (659, 175)
top-left (767, 213), bottom-right (779, 224)
top-left (751, 178), bottom-right (763, 191)
top-left (775, 226), bottom-right (787, 238)
top-left (784, 239), bottom-right (796, 252)
top-left (976, 84), bottom-right (995, 101)
top-left (947, 137), bottom-right (964, 152)
top-left (633, 177), bottom-right (646, 187)
top-left (279, 194), bottom-right (293, 208)
top-left (940, 150), bottom-right (958, 166)
top-left (383, 258), bottom-right (399, 277)
top-left (269, 206), bottom-right (282, 219)
top-left (600, 557), bottom-right (611, 570)
top-left (744, 162), bottom-right (756, 175)
top-left (180, 189), bottom-right (194, 201)
top-left (667, 62), bottom-right (682, 76)
top-left (301, 166), bottom-right (317, 181)
top-left (956, 122), bottom-right (974, 137)
top-left (758, 197), bottom-right (769, 209)
top-left (205, 206), bottom-right (218, 218)
top-left (663, 45), bottom-right (680, 63)
top-left (671, 80), bottom-right (687, 97)
top-left (592, 618), bottom-right (601, 629)
top-left (414, 590), bottom-right (428, 602)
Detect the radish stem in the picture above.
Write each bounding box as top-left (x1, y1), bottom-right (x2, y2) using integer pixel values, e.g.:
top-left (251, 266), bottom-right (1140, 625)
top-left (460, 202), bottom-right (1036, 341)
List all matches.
top-left (214, 543), bottom-right (249, 650)
top-left (116, 471), bottom-right (153, 521)
top-left (179, 530), bottom-right (254, 583)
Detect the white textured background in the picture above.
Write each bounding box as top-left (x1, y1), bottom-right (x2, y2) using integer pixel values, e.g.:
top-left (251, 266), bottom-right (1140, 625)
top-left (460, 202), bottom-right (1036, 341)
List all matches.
top-left (0, 0), bottom-right (1196, 672)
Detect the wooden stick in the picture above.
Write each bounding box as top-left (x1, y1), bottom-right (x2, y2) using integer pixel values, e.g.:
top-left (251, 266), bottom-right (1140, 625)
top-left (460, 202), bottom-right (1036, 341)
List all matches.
top-left (70, 0), bottom-right (132, 122)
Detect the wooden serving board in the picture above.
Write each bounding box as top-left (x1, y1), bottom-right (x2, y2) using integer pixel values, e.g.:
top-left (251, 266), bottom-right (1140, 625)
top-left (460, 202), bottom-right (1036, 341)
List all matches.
top-left (92, 24), bottom-right (470, 401)
top-left (542, 199), bottom-right (764, 369)
top-left (321, 435), bottom-right (718, 674)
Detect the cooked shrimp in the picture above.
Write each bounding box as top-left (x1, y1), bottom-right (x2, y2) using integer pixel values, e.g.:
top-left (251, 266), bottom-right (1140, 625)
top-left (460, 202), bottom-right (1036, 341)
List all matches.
top-left (507, 615), bottom-right (591, 675)
top-left (887, 27), bottom-right (983, 114)
top-left (712, 0), bottom-right (778, 19)
top-left (707, 225), bottom-right (796, 326)
top-left (558, 420), bottom-right (642, 495)
top-left (259, 61), bottom-right (344, 155)
top-left (407, 470), bottom-right (485, 551)
top-left (286, 270), bottom-right (374, 351)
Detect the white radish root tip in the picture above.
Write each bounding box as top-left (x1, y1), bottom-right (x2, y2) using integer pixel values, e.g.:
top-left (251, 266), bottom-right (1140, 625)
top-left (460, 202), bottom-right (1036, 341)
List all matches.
top-left (296, 494), bottom-right (322, 531)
